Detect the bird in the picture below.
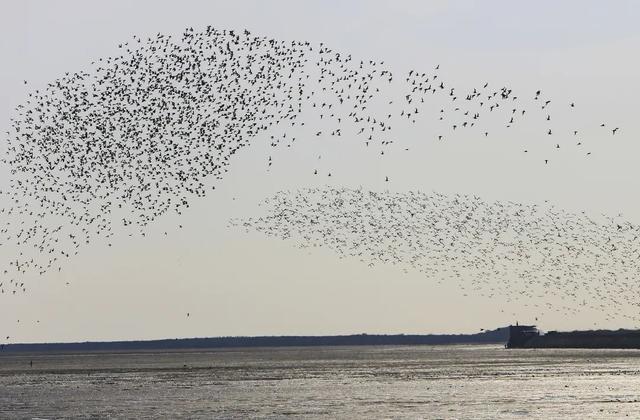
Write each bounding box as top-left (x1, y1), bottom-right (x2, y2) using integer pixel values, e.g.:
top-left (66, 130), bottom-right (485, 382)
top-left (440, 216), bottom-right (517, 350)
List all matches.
top-left (231, 187), bottom-right (640, 324)
top-left (0, 25), bottom-right (627, 321)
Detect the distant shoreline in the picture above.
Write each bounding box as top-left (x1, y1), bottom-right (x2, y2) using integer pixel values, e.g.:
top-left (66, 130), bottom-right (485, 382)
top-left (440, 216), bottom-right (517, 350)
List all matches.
top-left (1, 328), bottom-right (508, 353)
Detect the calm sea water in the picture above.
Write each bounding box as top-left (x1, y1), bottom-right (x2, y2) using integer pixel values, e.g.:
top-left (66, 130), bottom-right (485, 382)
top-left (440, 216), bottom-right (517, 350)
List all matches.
top-left (1, 344), bottom-right (640, 419)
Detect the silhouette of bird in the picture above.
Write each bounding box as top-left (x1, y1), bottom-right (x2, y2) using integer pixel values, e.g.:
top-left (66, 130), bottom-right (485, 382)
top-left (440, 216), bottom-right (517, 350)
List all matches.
top-left (232, 187), bottom-right (640, 323)
top-left (0, 25), bottom-right (626, 317)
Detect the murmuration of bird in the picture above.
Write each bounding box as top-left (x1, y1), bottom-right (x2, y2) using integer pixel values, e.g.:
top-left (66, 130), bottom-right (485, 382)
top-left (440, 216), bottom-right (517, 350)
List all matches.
top-left (230, 187), bottom-right (640, 324)
top-left (0, 26), bottom-right (622, 311)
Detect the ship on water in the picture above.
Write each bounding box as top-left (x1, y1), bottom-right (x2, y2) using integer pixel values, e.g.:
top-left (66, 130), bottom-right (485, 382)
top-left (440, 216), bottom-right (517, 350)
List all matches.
top-left (506, 324), bottom-right (640, 349)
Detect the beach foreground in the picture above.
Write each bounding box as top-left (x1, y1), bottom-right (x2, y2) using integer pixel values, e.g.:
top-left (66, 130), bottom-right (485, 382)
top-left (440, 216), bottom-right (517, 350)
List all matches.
top-left (2, 344), bottom-right (640, 418)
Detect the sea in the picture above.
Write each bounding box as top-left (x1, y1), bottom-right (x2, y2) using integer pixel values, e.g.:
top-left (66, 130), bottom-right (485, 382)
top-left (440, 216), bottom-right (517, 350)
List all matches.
top-left (1, 344), bottom-right (640, 419)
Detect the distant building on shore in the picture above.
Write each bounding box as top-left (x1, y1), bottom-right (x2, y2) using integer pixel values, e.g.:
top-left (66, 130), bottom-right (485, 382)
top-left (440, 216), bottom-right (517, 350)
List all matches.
top-left (506, 324), bottom-right (540, 348)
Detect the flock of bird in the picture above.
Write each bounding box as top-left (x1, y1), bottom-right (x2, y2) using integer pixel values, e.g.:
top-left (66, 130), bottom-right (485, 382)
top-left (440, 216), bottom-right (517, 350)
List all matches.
top-left (0, 26), bottom-right (628, 332)
top-left (231, 188), bottom-right (640, 322)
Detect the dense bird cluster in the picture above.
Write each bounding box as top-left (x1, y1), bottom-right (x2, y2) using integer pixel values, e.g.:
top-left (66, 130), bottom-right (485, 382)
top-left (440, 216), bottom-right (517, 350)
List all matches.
top-left (0, 26), bottom-right (621, 302)
top-left (231, 188), bottom-right (640, 322)
top-left (2, 27), bottom-right (309, 294)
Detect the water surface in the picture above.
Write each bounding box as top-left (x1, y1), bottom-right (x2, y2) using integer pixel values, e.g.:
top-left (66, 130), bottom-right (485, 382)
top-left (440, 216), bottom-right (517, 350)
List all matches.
top-left (2, 344), bottom-right (640, 418)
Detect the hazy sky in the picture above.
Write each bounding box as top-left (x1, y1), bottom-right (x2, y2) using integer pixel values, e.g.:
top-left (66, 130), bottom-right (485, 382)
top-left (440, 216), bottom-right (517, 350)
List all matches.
top-left (1, 0), bottom-right (640, 343)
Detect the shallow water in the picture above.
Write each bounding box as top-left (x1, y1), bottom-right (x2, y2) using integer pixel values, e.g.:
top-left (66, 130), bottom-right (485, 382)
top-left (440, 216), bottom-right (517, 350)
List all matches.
top-left (2, 344), bottom-right (640, 418)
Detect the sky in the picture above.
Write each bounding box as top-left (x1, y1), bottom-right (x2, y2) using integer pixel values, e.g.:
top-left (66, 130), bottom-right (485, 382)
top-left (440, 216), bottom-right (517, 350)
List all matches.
top-left (1, 0), bottom-right (640, 343)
